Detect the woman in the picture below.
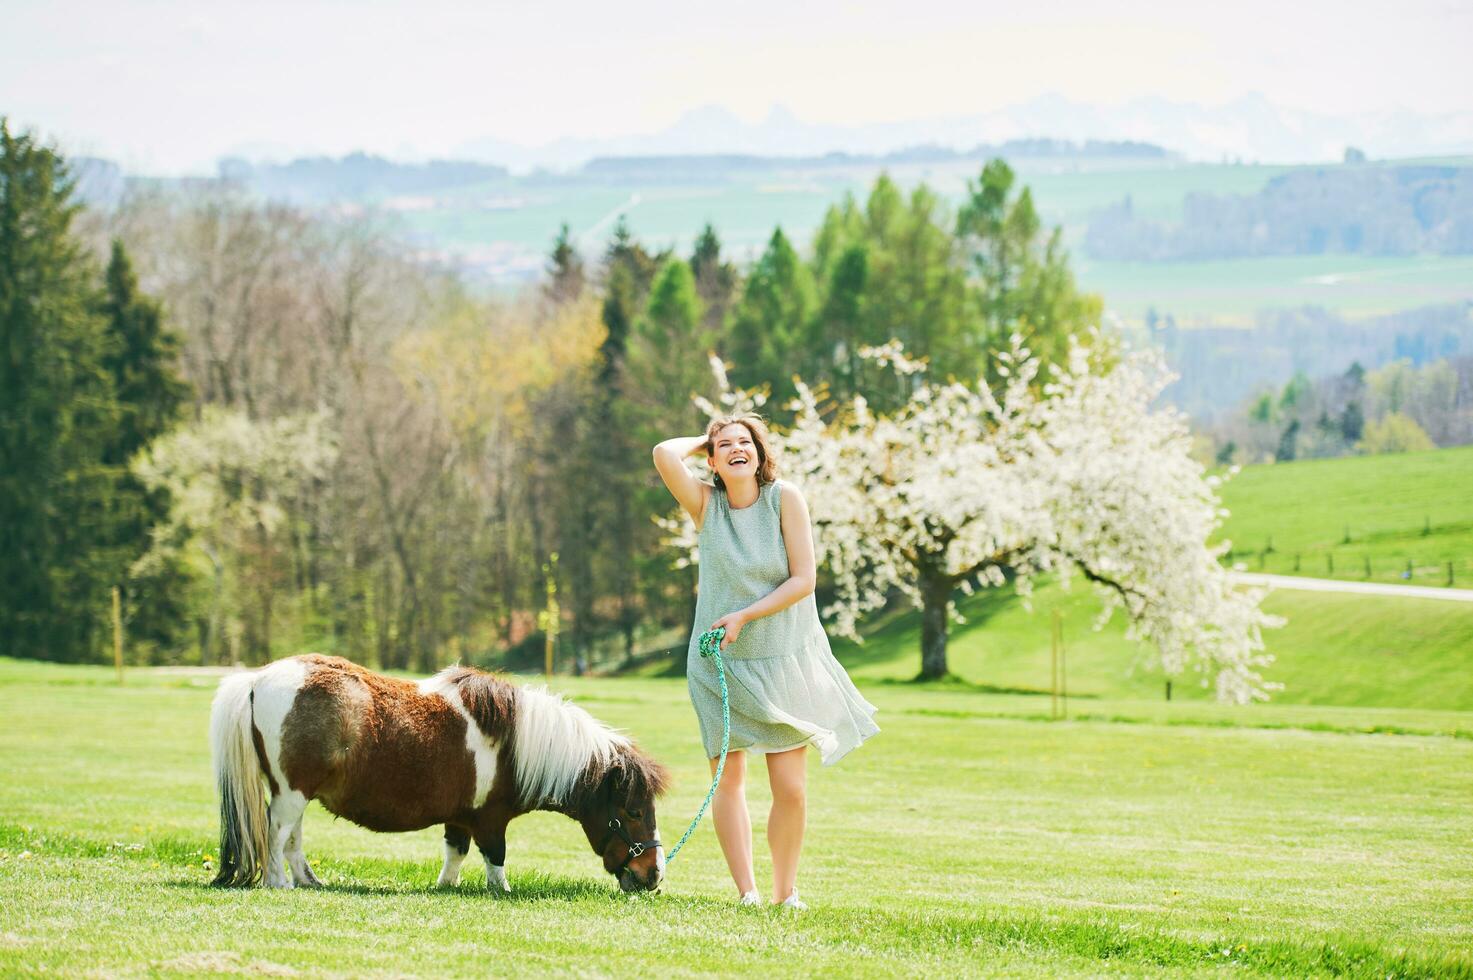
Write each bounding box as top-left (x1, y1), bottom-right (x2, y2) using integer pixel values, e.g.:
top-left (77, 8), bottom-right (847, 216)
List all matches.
top-left (653, 414), bottom-right (879, 910)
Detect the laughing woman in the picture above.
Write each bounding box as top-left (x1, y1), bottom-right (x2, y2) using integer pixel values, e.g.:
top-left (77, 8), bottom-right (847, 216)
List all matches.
top-left (653, 414), bottom-right (879, 910)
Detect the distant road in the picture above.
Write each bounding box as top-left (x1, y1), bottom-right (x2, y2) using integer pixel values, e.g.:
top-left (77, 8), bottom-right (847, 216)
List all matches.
top-left (578, 193), bottom-right (642, 248)
top-left (1230, 572), bottom-right (1473, 603)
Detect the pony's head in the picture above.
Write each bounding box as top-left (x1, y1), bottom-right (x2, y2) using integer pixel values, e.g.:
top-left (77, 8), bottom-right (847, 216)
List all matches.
top-left (572, 745), bottom-right (671, 893)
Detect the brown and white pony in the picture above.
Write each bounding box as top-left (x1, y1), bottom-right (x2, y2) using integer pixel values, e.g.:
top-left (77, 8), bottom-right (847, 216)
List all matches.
top-left (209, 654), bottom-right (669, 893)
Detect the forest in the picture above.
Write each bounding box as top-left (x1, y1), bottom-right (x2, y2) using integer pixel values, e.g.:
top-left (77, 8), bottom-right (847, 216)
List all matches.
top-left (1, 119), bottom-right (1100, 672)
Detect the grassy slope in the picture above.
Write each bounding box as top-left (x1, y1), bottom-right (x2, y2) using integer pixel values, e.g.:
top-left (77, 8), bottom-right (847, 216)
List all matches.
top-left (818, 444), bottom-right (1473, 714)
top-left (1214, 445), bottom-right (1473, 586)
top-left (829, 575), bottom-right (1473, 715)
top-left (1, 659), bottom-right (1470, 977)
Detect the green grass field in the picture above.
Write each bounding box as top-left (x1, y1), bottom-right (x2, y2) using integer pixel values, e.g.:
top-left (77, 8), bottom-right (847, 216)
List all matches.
top-left (3, 656), bottom-right (1470, 977)
top-left (6, 450), bottom-right (1473, 976)
top-left (1215, 445), bottom-right (1473, 587)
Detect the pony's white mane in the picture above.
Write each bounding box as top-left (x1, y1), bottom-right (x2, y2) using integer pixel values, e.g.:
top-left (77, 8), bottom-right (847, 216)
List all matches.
top-left (512, 685), bottom-right (629, 807)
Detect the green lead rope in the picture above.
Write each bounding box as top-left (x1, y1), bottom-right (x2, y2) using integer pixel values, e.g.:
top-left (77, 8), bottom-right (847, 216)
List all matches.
top-left (664, 626), bottom-right (729, 865)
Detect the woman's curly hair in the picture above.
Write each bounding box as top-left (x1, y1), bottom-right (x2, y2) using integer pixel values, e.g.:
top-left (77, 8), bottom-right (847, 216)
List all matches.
top-left (704, 414), bottom-right (778, 488)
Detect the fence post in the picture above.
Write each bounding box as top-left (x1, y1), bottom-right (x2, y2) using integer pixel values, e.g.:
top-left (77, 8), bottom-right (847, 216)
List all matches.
top-left (1060, 616), bottom-right (1067, 721)
top-left (1293, 553), bottom-right (1301, 572)
top-left (1364, 556), bottom-right (1371, 579)
top-left (1327, 553), bottom-right (1334, 575)
top-left (1051, 610), bottom-right (1060, 721)
top-left (1449, 561), bottom-right (1455, 587)
top-left (540, 552), bottom-right (560, 678)
top-left (111, 586), bottom-right (124, 685)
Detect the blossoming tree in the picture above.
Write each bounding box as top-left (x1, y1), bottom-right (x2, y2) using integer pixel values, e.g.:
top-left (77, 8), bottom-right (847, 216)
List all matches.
top-left (669, 338), bottom-right (1282, 703)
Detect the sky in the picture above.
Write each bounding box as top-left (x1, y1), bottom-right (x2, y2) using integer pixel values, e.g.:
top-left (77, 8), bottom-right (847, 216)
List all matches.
top-left (3, 0), bottom-right (1470, 174)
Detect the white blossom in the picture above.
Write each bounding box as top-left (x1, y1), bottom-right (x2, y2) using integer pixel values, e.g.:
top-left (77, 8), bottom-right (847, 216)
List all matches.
top-left (670, 336), bottom-right (1283, 704)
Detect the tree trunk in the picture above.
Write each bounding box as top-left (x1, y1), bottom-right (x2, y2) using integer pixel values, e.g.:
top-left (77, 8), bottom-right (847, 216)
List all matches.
top-left (919, 568), bottom-right (953, 680)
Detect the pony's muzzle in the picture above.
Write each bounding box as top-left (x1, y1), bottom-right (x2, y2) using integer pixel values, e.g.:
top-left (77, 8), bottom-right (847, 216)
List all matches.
top-left (618, 862), bottom-right (663, 893)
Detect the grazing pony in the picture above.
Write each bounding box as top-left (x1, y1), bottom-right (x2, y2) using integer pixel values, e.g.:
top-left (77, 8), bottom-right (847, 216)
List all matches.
top-left (209, 654), bottom-right (669, 893)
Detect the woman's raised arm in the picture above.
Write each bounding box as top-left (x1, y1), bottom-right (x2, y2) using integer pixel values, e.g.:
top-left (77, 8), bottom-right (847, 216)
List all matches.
top-left (652, 435), bottom-right (711, 527)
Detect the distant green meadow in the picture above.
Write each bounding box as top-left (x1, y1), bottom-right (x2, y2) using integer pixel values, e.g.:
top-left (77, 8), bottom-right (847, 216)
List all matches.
top-left (1215, 445), bottom-right (1473, 588)
top-left (389, 156), bottom-right (1473, 320)
top-left (2, 656), bottom-right (1470, 977)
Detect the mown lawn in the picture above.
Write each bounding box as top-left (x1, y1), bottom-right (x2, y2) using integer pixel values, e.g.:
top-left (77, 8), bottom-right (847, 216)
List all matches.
top-left (2, 658), bottom-right (1469, 977)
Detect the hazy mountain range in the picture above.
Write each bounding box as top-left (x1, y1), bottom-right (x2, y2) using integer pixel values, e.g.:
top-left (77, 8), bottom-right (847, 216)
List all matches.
top-left (437, 93), bottom-right (1473, 173)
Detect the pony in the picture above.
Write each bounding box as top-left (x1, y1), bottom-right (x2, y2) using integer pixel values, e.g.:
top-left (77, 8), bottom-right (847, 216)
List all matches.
top-left (208, 654), bottom-right (669, 893)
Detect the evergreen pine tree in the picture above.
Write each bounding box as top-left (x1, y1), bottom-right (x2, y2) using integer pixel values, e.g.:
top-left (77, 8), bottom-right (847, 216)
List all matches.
top-left (724, 227), bottom-right (816, 406)
top-left (544, 223), bottom-right (585, 305)
top-left (594, 217), bottom-right (663, 660)
top-left (630, 259), bottom-right (708, 431)
top-left (1340, 400), bottom-right (1365, 442)
top-left (689, 223), bottom-right (736, 344)
top-left (958, 159), bottom-right (1101, 380)
top-left (1275, 419), bottom-right (1301, 462)
top-left (0, 120), bottom-right (122, 660)
top-left (814, 243), bottom-right (869, 401)
top-left (99, 240), bottom-right (194, 656)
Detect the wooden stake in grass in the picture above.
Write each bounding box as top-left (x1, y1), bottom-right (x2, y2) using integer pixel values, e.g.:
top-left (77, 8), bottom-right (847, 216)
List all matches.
top-left (539, 552), bottom-right (560, 678)
top-left (1051, 610), bottom-right (1060, 720)
top-left (111, 586), bottom-right (124, 685)
top-left (1051, 609), bottom-right (1068, 720)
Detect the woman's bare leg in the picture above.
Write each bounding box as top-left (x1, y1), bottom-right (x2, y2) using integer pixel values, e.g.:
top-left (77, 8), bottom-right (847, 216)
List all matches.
top-left (765, 746), bottom-right (807, 903)
top-left (710, 750), bottom-right (756, 895)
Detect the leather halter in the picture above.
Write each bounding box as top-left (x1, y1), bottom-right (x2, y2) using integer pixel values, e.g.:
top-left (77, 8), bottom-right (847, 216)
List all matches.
top-left (602, 813), bottom-right (662, 874)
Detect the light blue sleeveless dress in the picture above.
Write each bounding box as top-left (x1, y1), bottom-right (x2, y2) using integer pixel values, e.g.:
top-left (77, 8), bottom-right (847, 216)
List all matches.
top-left (686, 479), bottom-right (879, 764)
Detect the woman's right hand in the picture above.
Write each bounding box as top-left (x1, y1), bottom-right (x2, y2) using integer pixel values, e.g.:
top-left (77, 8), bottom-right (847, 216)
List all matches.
top-left (652, 435), bottom-right (711, 527)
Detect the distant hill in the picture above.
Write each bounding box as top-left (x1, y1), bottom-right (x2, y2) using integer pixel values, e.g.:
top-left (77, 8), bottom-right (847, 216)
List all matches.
top-left (216, 152), bottom-right (510, 205)
top-left (1087, 163), bottom-right (1473, 260)
top-left (578, 139), bottom-right (1170, 182)
top-left (200, 140), bottom-right (1171, 199)
top-left (451, 94), bottom-right (1473, 172)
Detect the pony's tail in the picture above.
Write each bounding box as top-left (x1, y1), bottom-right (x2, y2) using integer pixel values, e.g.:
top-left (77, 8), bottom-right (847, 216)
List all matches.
top-left (209, 671), bottom-right (269, 887)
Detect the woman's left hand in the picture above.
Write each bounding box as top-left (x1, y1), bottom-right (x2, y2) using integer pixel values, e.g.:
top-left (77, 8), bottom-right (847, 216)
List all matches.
top-left (710, 611), bottom-right (747, 651)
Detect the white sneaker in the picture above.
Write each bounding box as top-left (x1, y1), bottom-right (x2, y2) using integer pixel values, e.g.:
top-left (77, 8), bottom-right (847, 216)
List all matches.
top-left (738, 890), bottom-right (762, 907)
top-left (778, 890), bottom-right (808, 911)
